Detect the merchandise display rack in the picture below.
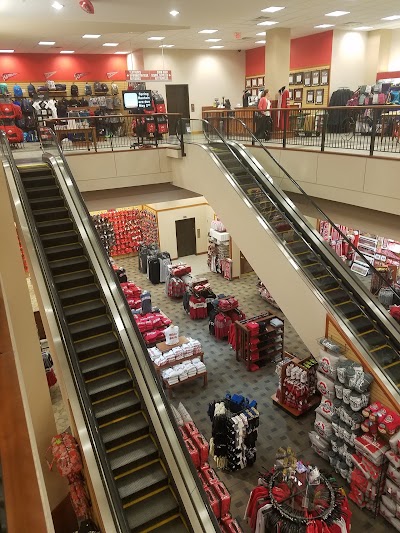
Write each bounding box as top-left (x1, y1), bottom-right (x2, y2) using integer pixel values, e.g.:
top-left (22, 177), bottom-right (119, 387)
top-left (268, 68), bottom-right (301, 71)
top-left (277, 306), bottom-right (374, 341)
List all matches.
top-left (235, 313), bottom-right (284, 371)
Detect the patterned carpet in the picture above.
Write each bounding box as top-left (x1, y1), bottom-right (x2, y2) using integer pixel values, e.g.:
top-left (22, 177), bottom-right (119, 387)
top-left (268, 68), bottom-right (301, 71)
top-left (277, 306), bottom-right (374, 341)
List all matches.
top-left (116, 254), bottom-right (388, 533)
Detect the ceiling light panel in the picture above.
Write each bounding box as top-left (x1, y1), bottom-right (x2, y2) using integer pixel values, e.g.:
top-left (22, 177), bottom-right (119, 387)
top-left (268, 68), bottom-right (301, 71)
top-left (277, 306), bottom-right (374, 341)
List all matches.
top-left (257, 21), bottom-right (278, 26)
top-left (82, 34), bottom-right (101, 38)
top-left (60, 50), bottom-right (74, 53)
top-left (52, 1), bottom-right (64, 10)
top-left (353, 26), bottom-right (373, 30)
top-left (115, 51), bottom-right (129, 54)
top-left (198, 29), bottom-right (218, 34)
top-left (256, 32), bottom-right (267, 36)
top-left (39, 41), bottom-right (55, 45)
top-left (382, 15), bottom-right (400, 20)
top-left (205, 38), bottom-right (221, 42)
top-left (209, 45), bottom-right (224, 48)
top-left (255, 40), bottom-right (266, 44)
top-left (325, 11), bottom-right (350, 17)
top-left (169, 10), bottom-right (179, 16)
top-left (148, 36), bottom-right (165, 40)
top-left (314, 24), bottom-right (334, 28)
top-left (103, 43), bottom-right (119, 47)
top-left (261, 6), bottom-right (285, 12)
top-left (159, 44), bottom-right (175, 48)
top-left (0, 50), bottom-right (14, 53)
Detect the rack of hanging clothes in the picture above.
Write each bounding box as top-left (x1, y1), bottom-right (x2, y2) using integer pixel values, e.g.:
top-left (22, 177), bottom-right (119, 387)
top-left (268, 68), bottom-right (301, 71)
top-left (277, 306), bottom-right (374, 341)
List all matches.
top-left (182, 277), bottom-right (217, 319)
top-left (165, 262), bottom-right (192, 298)
top-left (327, 87), bottom-right (353, 133)
top-left (209, 295), bottom-right (245, 340)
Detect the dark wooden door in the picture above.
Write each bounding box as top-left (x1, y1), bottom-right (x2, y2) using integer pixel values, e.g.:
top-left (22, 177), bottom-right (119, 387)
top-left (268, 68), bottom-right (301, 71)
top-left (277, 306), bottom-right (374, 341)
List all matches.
top-left (176, 218), bottom-right (196, 258)
top-left (166, 84), bottom-right (190, 135)
top-left (240, 252), bottom-right (254, 274)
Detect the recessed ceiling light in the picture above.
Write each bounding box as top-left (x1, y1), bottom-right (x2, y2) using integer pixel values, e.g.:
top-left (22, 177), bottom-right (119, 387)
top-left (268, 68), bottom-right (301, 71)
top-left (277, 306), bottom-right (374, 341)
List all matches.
top-left (148, 36), bottom-right (165, 40)
top-left (169, 10), bottom-right (179, 16)
top-left (256, 32), bottom-right (267, 36)
top-left (382, 15), bottom-right (400, 21)
top-left (325, 11), bottom-right (350, 17)
top-left (115, 51), bottom-right (130, 54)
top-left (0, 50), bottom-right (14, 53)
top-left (52, 1), bottom-right (64, 10)
top-left (353, 26), bottom-right (373, 30)
top-left (261, 6), bottom-right (285, 12)
top-left (255, 40), bottom-right (266, 44)
top-left (314, 24), bottom-right (335, 28)
top-left (209, 45), bottom-right (224, 49)
top-left (198, 29), bottom-right (218, 34)
top-left (60, 50), bottom-right (74, 54)
top-left (257, 20), bottom-right (278, 26)
top-left (159, 44), bottom-right (175, 48)
top-left (205, 38), bottom-right (222, 42)
top-left (39, 41), bottom-right (55, 45)
top-left (82, 34), bottom-right (101, 39)
top-left (103, 43), bottom-right (119, 47)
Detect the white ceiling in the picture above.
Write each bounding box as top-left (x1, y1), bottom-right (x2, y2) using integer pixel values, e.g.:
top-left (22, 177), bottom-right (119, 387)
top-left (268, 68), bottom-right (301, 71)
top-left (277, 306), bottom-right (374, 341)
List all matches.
top-left (1, 0), bottom-right (400, 53)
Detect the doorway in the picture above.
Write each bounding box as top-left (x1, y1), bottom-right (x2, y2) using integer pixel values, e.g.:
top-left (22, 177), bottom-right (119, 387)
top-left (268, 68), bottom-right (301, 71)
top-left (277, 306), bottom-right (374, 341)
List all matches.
top-left (176, 218), bottom-right (196, 258)
top-left (166, 84), bottom-right (190, 135)
top-left (240, 252), bottom-right (254, 275)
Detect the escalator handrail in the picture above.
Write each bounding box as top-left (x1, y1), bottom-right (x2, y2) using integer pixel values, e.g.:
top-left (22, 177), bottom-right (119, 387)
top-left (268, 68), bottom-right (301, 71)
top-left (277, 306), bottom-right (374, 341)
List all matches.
top-left (41, 130), bottom-right (220, 532)
top-left (0, 132), bottom-right (131, 532)
top-left (226, 116), bottom-right (398, 302)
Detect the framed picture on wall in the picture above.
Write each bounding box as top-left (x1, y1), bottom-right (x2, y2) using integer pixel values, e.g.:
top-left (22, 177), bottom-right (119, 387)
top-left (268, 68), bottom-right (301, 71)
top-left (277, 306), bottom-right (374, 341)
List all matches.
top-left (294, 88), bottom-right (303, 102)
top-left (315, 89), bottom-right (324, 104)
top-left (295, 72), bottom-right (303, 84)
top-left (289, 73), bottom-right (295, 85)
top-left (258, 77), bottom-right (264, 86)
top-left (320, 69), bottom-right (329, 85)
top-left (304, 72), bottom-right (312, 86)
top-left (288, 89), bottom-right (294, 100)
top-left (312, 70), bottom-right (320, 86)
top-left (306, 89), bottom-right (315, 104)
top-left (251, 78), bottom-right (257, 87)
top-left (252, 88), bottom-right (258, 96)
top-left (246, 78), bottom-right (251, 88)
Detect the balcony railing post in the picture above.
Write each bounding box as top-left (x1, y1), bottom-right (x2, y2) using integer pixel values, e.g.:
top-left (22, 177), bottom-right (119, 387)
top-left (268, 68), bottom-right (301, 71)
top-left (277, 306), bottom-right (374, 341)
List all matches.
top-left (179, 117), bottom-right (186, 157)
top-left (369, 108), bottom-right (377, 157)
top-left (283, 109), bottom-right (287, 148)
top-left (321, 110), bottom-right (328, 152)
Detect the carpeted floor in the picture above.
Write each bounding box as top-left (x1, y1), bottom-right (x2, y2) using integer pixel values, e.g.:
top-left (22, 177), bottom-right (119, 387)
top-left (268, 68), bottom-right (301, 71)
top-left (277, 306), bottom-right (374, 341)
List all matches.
top-left (115, 254), bottom-right (388, 533)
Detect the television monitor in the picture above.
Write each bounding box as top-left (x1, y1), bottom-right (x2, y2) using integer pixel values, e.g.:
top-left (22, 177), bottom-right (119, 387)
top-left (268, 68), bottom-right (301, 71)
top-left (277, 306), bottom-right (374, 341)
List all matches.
top-left (122, 90), bottom-right (153, 111)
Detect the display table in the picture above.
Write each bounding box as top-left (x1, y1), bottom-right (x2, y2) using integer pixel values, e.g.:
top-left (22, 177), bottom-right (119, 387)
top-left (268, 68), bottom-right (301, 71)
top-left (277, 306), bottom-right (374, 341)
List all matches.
top-left (156, 336), bottom-right (189, 354)
top-left (163, 371), bottom-right (207, 399)
top-left (54, 126), bottom-right (98, 151)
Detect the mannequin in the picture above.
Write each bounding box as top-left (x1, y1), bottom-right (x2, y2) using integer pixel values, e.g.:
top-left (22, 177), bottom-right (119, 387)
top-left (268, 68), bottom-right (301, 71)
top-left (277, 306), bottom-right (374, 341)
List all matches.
top-left (278, 85), bottom-right (290, 130)
top-left (164, 323), bottom-right (179, 345)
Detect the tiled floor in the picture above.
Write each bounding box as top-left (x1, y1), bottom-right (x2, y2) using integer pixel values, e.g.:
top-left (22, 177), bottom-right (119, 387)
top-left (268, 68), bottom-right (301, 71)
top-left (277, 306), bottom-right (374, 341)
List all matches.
top-left (115, 254), bottom-right (389, 533)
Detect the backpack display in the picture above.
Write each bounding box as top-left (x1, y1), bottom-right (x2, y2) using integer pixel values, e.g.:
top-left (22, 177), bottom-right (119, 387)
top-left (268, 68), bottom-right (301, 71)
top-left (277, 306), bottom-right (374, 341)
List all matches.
top-left (46, 80), bottom-right (56, 90)
top-left (0, 83), bottom-right (8, 95)
top-left (101, 83), bottom-right (109, 93)
top-left (0, 103), bottom-right (16, 119)
top-left (71, 84), bottom-right (79, 97)
top-left (113, 96), bottom-right (121, 108)
top-left (13, 84), bottom-right (23, 97)
top-left (94, 81), bottom-right (102, 93)
top-left (111, 83), bottom-right (119, 95)
top-left (27, 83), bottom-right (36, 97)
top-left (55, 83), bottom-right (66, 91)
top-left (46, 432), bottom-right (83, 477)
top-left (21, 99), bottom-right (34, 114)
top-left (0, 125), bottom-right (24, 143)
top-left (12, 103), bottom-right (22, 119)
top-left (85, 83), bottom-right (92, 96)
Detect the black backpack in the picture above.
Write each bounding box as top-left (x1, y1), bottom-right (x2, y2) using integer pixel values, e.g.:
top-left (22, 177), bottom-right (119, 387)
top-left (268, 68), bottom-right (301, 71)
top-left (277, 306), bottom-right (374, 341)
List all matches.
top-left (71, 84), bottom-right (79, 97)
top-left (85, 83), bottom-right (92, 96)
top-left (94, 81), bottom-right (102, 93)
top-left (27, 83), bottom-right (37, 97)
top-left (101, 83), bottom-right (109, 93)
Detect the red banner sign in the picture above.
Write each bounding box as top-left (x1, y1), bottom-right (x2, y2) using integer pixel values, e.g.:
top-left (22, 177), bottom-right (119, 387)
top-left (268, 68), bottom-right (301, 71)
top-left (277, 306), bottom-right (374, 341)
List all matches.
top-left (125, 69), bottom-right (172, 82)
top-left (2, 72), bottom-right (18, 82)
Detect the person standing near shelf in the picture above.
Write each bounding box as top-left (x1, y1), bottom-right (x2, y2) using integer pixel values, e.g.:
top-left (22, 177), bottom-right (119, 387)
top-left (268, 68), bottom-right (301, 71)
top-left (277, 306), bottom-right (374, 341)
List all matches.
top-left (255, 89), bottom-right (271, 140)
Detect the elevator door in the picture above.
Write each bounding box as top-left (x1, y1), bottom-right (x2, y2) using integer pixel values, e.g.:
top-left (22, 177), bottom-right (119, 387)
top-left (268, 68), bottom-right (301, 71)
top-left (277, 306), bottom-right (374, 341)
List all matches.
top-left (176, 218), bottom-right (196, 258)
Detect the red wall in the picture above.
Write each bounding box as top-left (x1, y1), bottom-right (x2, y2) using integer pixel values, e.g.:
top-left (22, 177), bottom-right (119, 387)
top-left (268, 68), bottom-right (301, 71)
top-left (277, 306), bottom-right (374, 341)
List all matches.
top-left (377, 71), bottom-right (400, 80)
top-left (290, 31), bottom-right (333, 69)
top-left (0, 53), bottom-right (128, 82)
top-left (245, 47), bottom-right (265, 77)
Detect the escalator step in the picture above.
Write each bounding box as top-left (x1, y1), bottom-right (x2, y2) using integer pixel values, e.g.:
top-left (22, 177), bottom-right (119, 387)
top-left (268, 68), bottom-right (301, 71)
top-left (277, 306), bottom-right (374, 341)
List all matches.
top-left (314, 276), bottom-right (339, 292)
top-left (287, 241), bottom-right (309, 255)
top-left (94, 390), bottom-right (141, 425)
top-left (101, 412), bottom-right (149, 450)
top-left (117, 461), bottom-right (168, 505)
top-left (30, 196), bottom-right (65, 210)
top-left (37, 218), bottom-right (73, 235)
top-left (108, 436), bottom-right (158, 476)
top-left (44, 242), bottom-right (83, 261)
top-left (87, 368), bottom-right (132, 402)
top-left (372, 345), bottom-right (399, 366)
top-left (358, 330), bottom-right (388, 349)
top-left (80, 349), bottom-right (126, 380)
top-left (124, 487), bottom-right (179, 533)
top-left (33, 206), bottom-right (69, 222)
top-left (350, 316), bottom-right (374, 335)
top-left (25, 185), bottom-right (59, 199)
top-left (59, 283), bottom-right (100, 306)
top-left (64, 298), bottom-right (106, 323)
top-left (54, 269), bottom-right (95, 291)
top-left (41, 229), bottom-right (78, 247)
top-left (69, 314), bottom-right (112, 341)
top-left (335, 302), bottom-right (362, 319)
top-left (151, 516), bottom-right (188, 532)
top-left (18, 165), bottom-right (50, 177)
top-left (20, 174), bottom-right (56, 187)
top-left (325, 288), bottom-right (350, 306)
top-left (306, 264), bottom-right (327, 278)
top-left (75, 331), bottom-right (119, 360)
top-left (297, 253), bottom-right (322, 268)
top-left (49, 255), bottom-right (90, 276)
top-left (384, 362), bottom-right (400, 385)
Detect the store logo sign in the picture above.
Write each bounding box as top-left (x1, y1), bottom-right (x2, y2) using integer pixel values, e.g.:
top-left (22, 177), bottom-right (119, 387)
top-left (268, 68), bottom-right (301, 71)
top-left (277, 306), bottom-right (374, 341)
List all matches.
top-left (106, 71), bottom-right (118, 79)
top-left (2, 72), bottom-right (18, 81)
top-left (44, 71), bottom-right (57, 79)
top-left (74, 72), bottom-right (89, 80)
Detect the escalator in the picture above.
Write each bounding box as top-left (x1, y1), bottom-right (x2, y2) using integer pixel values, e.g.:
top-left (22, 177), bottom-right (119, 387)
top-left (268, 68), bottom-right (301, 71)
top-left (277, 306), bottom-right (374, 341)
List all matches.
top-left (18, 162), bottom-right (188, 532)
top-left (176, 119), bottom-right (400, 398)
top-left (0, 130), bottom-right (218, 533)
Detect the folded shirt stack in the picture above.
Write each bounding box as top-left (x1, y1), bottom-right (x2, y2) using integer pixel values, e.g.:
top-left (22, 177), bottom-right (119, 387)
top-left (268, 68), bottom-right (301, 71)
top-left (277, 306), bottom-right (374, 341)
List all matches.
top-left (192, 358), bottom-right (207, 374)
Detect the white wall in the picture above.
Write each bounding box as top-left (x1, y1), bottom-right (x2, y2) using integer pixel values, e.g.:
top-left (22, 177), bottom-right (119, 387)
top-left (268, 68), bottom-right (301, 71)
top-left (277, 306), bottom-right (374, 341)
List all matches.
top-left (142, 48), bottom-right (245, 120)
top-left (330, 30), bottom-right (369, 93)
top-left (388, 30), bottom-right (400, 71)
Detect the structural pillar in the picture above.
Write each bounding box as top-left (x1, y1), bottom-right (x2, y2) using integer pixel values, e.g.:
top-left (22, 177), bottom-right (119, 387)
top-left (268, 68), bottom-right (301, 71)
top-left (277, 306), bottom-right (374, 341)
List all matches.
top-left (265, 28), bottom-right (291, 100)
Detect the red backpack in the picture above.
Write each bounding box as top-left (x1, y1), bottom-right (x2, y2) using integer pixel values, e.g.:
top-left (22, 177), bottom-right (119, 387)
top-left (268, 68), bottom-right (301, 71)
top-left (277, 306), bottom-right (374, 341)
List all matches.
top-left (46, 432), bottom-right (83, 477)
top-left (0, 125), bottom-right (24, 143)
top-left (0, 103), bottom-right (15, 119)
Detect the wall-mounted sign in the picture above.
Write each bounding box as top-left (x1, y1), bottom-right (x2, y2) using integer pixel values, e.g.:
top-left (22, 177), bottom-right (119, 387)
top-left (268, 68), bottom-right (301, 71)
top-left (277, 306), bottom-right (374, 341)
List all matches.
top-left (125, 69), bottom-right (172, 82)
top-left (2, 72), bottom-right (18, 82)
top-left (74, 72), bottom-right (89, 80)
